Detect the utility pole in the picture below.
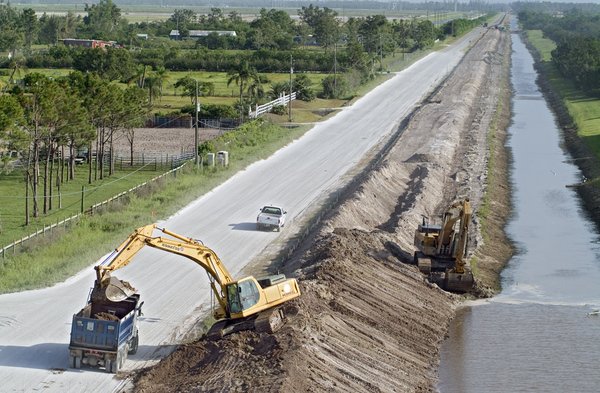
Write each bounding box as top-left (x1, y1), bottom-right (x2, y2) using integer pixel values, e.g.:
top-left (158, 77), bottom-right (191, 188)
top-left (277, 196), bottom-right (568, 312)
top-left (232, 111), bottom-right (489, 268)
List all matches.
top-left (288, 54), bottom-right (293, 122)
top-left (195, 80), bottom-right (199, 167)
top-left (334, 42), bottom-right (337, 97)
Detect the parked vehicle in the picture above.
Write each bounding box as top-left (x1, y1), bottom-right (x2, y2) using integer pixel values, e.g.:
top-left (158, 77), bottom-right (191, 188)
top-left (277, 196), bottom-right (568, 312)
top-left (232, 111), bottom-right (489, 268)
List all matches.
top-left (68, 293), bottom-right (143, 373)
top-left (256, 206), bottom-right (287, 231)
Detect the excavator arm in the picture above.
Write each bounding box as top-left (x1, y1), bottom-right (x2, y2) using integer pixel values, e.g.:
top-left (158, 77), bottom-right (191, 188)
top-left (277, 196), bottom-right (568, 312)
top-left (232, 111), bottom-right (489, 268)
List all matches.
top-left (451, 200), bottom-right (471, 274)
top-left (95, 224), bottom-right (234, 313)
top-left (93, 224), bottom-right (301, 327)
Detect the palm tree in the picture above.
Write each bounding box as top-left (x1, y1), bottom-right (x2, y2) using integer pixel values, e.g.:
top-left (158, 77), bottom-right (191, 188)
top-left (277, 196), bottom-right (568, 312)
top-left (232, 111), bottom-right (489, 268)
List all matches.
top-left (227, 61), bottom-right (261, 122)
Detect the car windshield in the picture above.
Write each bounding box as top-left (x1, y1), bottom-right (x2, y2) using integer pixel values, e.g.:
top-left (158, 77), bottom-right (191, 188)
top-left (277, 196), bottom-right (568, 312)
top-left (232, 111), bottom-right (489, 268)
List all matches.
top-left (262, 207), bottom-right (281, 215)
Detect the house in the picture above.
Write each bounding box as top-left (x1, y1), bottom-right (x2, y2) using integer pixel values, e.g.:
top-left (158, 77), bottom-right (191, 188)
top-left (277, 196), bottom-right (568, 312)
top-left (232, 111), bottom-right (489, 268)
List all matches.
top-left (61, 39), bottom-right (118, 49)
top-left (169, 30), bottom-right (237, 40)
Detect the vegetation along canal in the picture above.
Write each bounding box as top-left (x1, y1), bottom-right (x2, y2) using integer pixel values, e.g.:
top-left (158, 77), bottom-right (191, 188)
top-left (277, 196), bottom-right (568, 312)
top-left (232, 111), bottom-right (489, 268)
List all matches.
top-left (437, 20), bottom-right (600, 393)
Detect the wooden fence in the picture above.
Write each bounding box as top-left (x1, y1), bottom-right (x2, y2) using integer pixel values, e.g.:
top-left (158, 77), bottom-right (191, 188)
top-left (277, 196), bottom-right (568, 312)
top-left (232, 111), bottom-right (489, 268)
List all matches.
top-left (0, 162), bottom-right (189, 259)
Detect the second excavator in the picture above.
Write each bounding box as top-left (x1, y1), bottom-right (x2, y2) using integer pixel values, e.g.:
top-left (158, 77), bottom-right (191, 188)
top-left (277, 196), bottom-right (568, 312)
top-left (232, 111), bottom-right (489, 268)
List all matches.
top-left (413, 199), bottom-right (475, 292)
top-left (92, 224), bottom-right (301, 339)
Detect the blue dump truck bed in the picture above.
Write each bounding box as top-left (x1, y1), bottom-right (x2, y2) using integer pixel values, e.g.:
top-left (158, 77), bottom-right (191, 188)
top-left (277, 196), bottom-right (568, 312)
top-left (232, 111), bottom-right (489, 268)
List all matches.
top-left (69, 294), bottom-right (142, 373)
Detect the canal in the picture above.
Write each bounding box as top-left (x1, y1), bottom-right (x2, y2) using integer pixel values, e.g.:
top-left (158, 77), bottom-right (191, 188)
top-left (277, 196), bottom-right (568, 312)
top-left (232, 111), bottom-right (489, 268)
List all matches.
top-left (437, 20), bottom-right (600, 393)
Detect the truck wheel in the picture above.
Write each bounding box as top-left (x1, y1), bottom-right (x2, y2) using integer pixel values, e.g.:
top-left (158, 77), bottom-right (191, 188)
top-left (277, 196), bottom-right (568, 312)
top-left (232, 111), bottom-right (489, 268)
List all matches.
top-left (107, 357), bottom-right (119, 374)
top-left (128, 333), bottom-right (139, 355)
top-left (276, 226), bottom-right (280, 232)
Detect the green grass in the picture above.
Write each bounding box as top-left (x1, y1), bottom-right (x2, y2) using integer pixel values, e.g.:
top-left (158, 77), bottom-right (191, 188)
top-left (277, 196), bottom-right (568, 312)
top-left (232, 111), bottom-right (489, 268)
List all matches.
top-left (0, 121), bottom-right (309, 293)
top-left (525, 30), bottom-right (600, 156)
top-left (526, 30), bottom-right (556, 62)
top-left (0, 163), bottom-right (176, 247)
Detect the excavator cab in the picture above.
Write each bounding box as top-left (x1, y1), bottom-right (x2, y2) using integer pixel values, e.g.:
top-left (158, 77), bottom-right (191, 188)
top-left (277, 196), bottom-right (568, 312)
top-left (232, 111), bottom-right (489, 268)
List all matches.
top-left (226, 279), bottom-right (261, 315)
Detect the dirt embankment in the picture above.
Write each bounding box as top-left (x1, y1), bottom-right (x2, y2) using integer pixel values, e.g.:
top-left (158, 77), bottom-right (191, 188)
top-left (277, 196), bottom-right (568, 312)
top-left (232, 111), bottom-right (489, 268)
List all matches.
top-left (133, 27), bottom-right (512, 392)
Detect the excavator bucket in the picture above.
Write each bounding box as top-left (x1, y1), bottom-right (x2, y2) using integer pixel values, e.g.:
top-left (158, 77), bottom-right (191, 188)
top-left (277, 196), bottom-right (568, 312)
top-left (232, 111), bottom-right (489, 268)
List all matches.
top-left (103, 276), bottom-right (137, 302)
top-left (443, 271), bottom-right (474, 293)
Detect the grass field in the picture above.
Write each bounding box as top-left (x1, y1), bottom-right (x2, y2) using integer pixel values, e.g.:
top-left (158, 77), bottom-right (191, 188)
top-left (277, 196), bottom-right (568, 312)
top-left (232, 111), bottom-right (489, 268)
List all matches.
top-left (526, 30), bottom-right (600, 155)
top-left (0, 163), bottom-right (176, 247)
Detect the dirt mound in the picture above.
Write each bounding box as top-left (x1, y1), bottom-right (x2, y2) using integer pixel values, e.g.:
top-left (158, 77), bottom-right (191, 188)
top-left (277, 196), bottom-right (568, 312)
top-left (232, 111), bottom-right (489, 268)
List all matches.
top-left (133, 229), bottom-right (456, 392)
top-left (132, 26), bottom-right (512, 392)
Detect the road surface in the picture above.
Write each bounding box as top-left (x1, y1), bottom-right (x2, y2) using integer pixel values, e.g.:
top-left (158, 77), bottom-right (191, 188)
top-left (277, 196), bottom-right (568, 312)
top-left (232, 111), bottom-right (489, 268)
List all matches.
top-left (0, 28), bottom-right (482, 393)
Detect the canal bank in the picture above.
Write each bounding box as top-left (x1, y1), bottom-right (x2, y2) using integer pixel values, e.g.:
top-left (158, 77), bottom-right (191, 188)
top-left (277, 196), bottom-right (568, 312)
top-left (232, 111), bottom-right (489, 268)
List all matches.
top-left (438, 19), bottom-right (600, 393)
top-left (521, 31), bottom-right (600, 235)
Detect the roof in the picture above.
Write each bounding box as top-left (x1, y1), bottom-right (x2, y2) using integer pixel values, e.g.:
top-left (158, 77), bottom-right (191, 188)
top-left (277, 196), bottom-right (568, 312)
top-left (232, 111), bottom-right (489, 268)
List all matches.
top-left (169, 30), bottom-right (237, 37)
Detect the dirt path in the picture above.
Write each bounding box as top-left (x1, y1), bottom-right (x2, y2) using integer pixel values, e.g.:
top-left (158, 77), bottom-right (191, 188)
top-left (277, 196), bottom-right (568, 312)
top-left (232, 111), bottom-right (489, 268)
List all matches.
top-left (132, 26), bottom-right (512, 392)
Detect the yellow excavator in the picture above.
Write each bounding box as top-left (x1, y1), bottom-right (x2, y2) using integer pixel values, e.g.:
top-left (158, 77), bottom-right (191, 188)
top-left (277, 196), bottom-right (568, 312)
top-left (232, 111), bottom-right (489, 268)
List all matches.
top-left (413, 199), bottom-right (475, 292)
top-left (92, 224), bottom-right (301, 338)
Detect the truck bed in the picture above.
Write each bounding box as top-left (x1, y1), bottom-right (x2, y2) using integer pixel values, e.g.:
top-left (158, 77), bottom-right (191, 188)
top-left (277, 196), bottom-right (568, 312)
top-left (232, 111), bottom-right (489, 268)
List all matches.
top-left (69, 295), bottom-right (139, 352)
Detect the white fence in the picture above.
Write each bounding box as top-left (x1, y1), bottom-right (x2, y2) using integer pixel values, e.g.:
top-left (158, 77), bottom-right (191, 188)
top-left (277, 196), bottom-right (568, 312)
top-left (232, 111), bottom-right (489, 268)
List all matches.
top-left (249, 92), bottom-right (296, 119)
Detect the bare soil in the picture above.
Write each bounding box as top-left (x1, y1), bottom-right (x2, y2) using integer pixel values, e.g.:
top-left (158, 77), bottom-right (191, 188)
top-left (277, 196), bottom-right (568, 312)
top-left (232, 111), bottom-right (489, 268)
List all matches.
top-left (132, 26), bottom-right (513, 393)
top-left (110, 128), bottom-right (223, 157)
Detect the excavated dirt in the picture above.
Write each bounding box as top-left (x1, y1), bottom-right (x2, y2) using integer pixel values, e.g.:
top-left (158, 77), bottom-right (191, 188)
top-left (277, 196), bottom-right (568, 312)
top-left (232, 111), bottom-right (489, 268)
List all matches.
top-left (133, 25), bottom-right (512, 393)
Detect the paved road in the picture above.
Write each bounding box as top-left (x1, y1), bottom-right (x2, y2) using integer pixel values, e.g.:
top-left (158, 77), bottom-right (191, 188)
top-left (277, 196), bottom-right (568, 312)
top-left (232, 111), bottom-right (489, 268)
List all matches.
top-left (0, 28), bottom-right (483, 393)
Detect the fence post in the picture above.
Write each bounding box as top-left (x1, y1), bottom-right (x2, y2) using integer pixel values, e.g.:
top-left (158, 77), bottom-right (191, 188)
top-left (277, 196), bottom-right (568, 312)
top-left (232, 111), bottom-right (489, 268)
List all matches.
top-left (81, 185), bottom-right (85, 213)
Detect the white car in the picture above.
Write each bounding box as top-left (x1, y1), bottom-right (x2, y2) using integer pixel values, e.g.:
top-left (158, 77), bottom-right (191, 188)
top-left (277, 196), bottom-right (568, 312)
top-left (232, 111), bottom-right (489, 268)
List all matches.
top-left (256, 206), bottom-right (287, 232)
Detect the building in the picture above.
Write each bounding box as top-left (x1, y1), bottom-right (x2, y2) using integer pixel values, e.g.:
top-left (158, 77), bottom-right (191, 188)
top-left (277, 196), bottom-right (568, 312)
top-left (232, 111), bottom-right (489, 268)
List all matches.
top-left (169, 30), bottom-right (237, 40)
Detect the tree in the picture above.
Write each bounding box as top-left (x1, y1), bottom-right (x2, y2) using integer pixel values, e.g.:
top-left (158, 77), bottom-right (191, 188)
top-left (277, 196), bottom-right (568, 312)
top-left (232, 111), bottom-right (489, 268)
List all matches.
top-left (299, 5), bottom-right (340, 49)
top-left (227, 61), bottom-right (261, 122)
top-left (121, 86), bottom-right (149, 166)
top-left (82, 0), bottom-right (127, 41)
top-left (20, 8), bottom-right (38, 49)
top-left (174, 76), bottom-right (215, 104)
top-left (16, 73), bottom-right (62, 218)
top-left (0, 5), bottom-right (23, 56)
top-left (294, 74), bottom-right (316, 101)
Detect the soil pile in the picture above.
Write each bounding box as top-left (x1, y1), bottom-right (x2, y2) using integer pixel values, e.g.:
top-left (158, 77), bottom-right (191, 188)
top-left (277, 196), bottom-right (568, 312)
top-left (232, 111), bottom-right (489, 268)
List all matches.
top-left (133, 24), bottom-right (512, 393)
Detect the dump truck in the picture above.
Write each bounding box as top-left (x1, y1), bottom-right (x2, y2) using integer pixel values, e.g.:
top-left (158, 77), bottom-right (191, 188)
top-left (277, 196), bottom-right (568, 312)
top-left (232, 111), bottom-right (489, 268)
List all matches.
top-left (413, 198), bottom-right (475, 292)
top-left (69, 293), bottom-right (142, 373)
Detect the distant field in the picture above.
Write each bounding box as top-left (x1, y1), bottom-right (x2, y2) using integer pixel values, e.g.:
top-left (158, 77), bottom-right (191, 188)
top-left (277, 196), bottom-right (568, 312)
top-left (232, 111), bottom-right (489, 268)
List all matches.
top-left (16, 3), bottom-right (473, 23)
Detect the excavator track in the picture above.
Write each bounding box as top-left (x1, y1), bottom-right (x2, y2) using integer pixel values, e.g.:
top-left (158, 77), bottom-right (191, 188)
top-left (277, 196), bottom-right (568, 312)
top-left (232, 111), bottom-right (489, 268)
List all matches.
top-left (204, 308), bottom-right (286, 340)
top-left (254, 308), bottom-right (285, 334)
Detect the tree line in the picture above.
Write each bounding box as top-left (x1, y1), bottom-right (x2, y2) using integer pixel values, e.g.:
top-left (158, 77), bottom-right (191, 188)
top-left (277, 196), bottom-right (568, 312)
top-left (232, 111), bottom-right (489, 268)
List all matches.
top-left (1, 1), bottom-right (488, 77)
top-left (0, 72), bottom-right (149, 224)
top-left (517, 8), bottom-right (600, 94)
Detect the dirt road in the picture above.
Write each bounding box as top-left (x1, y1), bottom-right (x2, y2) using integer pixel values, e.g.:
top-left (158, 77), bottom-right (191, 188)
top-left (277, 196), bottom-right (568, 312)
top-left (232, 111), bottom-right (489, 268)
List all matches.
top-left (133, 25), bottom-right (512, 392)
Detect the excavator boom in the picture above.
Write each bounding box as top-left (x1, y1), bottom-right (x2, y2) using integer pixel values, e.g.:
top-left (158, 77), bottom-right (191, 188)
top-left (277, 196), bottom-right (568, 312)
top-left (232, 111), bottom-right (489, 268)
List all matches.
top-left (92, 224), bottom-right (301, 335)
